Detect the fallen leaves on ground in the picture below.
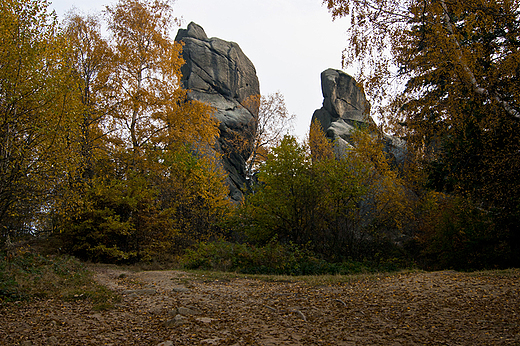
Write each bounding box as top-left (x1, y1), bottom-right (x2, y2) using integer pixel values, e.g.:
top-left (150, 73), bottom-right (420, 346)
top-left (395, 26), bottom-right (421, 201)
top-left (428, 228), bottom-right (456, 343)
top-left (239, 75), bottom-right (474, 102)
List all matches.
top-left (1, 268), bottom-right (519, 345)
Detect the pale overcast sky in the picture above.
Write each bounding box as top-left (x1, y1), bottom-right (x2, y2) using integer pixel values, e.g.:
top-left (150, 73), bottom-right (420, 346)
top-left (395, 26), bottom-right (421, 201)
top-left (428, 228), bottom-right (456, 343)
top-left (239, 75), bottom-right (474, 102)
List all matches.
top-left (50, 0), bottom-right (354, 138)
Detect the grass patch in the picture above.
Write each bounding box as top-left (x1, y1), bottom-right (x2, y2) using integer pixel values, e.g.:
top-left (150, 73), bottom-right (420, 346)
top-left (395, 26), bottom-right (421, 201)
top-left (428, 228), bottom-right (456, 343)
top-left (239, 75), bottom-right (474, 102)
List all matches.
top-left (174, 267), bottom-right (422, 287)
top-left (466, 268), bottom-right (520, 278)
top-left (0, 248), bottom-right (120, 309)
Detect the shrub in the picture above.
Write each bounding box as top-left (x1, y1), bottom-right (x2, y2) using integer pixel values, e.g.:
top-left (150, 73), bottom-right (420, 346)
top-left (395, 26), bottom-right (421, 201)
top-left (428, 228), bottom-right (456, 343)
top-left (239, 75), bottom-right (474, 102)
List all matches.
top-left (416, 193), bottom-right (504, 270)
top-left (180, 240), bottom-right (402, 275)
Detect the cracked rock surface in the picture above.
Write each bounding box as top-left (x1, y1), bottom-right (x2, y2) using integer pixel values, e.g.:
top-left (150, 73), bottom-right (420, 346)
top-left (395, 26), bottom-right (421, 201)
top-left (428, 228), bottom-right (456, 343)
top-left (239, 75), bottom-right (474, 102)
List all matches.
top-left (311, 69), bottom-right (373, 156)
top-left (311, 69), bottom-right (405, 165)
top-left (175, 22), bottom-right (260, 201)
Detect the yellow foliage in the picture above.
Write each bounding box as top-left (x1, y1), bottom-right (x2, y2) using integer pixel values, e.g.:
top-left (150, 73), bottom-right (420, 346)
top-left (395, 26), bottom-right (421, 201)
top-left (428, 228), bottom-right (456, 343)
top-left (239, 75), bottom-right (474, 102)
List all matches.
top-left (325, 1), bottom-right (520, 264)
top-left (1, 0), bottom-right (231, 262)
top-left (0, 0), bottom-right (82, 233)
top-left (105, 0), bottom-right (219, 155)
top-left (308, 119), bottom-right (334, 162)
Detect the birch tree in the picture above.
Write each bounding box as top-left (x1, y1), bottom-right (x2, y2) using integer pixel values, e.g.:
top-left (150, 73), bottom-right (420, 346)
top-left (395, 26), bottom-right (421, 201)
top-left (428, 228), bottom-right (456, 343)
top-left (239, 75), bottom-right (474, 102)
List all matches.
top-left (242, 92), bottom-right (295, 179)
top-left (105, 0), bottom-right (218, 160)
top-left (325, 0), bottom-right (520, 264)
top-left (56, 0), bottom-right (229, 262)
top-left (0, 0), bottom-right (78, 236)
top-left (63, 13), bottom-right (115, 182)
top-left (324, 0), bottom-right (519, 121)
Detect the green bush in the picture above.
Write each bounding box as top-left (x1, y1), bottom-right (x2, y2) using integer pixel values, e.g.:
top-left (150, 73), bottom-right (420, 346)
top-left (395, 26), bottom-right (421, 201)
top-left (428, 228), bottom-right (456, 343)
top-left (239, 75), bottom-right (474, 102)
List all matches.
top-left (181, 240), bottom-right (401, 275)
top-left (227, 133), bottom-right (414, 264)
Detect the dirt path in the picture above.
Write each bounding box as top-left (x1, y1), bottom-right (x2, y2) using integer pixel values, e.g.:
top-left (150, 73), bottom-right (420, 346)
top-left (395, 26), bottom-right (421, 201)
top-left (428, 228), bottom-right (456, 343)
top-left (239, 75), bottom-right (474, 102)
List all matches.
top-left (1, 267), bottom-right (519, 345)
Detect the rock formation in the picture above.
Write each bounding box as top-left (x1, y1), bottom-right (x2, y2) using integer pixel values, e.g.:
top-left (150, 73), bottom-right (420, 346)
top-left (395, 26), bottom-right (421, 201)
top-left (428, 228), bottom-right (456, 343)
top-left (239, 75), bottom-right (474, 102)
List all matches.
top-left (311, 69), bottom-right (373, 155)
top-left (175, 22), bottom-right (260, 201)
top-left (311, 69), bottom-right (405, 164)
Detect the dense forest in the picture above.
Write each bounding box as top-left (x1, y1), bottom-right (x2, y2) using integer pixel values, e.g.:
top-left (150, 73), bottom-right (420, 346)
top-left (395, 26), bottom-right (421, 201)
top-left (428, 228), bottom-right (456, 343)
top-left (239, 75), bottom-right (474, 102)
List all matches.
top-left (1, 0), bottom-right (519, 273)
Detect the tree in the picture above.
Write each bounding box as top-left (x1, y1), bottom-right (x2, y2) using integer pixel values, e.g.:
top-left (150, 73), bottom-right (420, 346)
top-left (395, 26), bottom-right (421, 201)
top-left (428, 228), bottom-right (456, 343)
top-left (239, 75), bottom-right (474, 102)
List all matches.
top-left (103, 0), bottom-right (225, 254)
top-left (153, 146), bottom-right (230, 253)
top-left (241, 135), bottom-right (318, 245)
top-left (63, 12), bottom-right (115, 182)
top-left (308, 119), bottom-right (334, 162)
top-left (59, 144), bottom-right (230, 262)
top-left (236, 124), bottom-right (410, 261)
top-left (323, 0), bottom-right (519, 120)
top-left (55, 0), bottom-right (231, 261)
top-left (308, 122), bottom-right (367, 258)
top-left (58, 174), bottom-right (174, 263)
top-left (0, 0), bottom-right (78, 238)
top-left (105, 0), bottom-right (218, 160)
top-left (241, 92), bottom-right (295, 179)
top-left (324, 0), bottom-right (520, 265)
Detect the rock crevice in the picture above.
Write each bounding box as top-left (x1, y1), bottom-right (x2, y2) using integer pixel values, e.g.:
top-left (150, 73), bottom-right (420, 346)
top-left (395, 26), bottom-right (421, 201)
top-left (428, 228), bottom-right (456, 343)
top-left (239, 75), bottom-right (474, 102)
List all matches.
top-left (175, 22), bottom-right (260, 201)
top-left (312, 69), bottom-right (405, 165)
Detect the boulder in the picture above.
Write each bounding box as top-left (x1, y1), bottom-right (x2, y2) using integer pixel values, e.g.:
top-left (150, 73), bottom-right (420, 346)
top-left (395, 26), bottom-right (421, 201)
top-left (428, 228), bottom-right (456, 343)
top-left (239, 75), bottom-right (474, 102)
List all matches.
top-left (175, 22), bottom-right (260, 201)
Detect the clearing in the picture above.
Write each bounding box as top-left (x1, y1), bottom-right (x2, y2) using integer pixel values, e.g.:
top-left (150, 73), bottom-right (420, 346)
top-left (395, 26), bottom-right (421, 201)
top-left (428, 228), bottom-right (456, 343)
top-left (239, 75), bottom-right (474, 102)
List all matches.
top-left (1, 266), bottom-right (519, 345)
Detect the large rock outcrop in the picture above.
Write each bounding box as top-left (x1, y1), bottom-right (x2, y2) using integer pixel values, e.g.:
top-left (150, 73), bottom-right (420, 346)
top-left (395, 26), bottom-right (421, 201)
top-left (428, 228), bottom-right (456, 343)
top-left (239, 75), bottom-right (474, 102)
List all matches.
top-left (311, 69), bottom-right (374, 155)
top-left (175, 22), bottom-right (260, 201)
top-left (311, 69), bottom-right (405, 164)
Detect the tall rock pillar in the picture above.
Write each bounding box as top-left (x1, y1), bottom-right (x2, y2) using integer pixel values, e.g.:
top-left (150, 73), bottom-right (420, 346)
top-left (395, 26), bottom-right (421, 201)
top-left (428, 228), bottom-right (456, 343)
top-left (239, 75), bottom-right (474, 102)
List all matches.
top-left (175, 22), bottom-right (260, 201)
top-left (311, 69), bottom-right (374, 156)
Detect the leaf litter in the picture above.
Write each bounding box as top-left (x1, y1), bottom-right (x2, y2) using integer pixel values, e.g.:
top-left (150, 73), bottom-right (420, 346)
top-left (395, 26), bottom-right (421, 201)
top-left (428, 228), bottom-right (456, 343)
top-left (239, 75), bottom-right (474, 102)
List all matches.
top-left (1, 267), bottom-right (519, 345)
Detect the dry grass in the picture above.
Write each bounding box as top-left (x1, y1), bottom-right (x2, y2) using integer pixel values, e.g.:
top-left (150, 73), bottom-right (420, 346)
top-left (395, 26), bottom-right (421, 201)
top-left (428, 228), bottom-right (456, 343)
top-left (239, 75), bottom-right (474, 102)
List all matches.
top-left (1, 247), bottom-right (120, 309)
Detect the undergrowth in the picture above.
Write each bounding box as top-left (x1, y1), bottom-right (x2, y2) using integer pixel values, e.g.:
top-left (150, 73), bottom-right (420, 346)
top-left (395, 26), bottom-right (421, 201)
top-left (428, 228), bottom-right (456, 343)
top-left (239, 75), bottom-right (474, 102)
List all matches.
top-left (181, 240), bottom-right (405, 275)
top-left (0, 247), bottom-right (120, 309)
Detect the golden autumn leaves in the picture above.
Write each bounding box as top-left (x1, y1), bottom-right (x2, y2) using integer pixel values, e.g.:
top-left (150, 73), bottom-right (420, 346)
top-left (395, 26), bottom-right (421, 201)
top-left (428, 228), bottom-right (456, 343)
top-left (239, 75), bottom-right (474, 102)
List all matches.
top-left (324, 0), bottom-right (520, 268)
top-left (0, 0), bottom-right (226, 261)
top-left (2, 0), bottom-right (518, 268)
top-left (1, 0), bottom-right (302, 263)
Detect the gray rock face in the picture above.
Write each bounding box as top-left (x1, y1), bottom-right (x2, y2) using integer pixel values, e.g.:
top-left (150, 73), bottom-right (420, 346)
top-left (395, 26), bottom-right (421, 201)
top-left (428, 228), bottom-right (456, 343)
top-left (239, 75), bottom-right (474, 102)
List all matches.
top-left (311, 69), bottom-right (374, 156)
top-left (321, 68), bottom-right (371, 125)
top-left (311, 69), bottom-right (405, 164)
top-left (175, 22), bottom-right (259, 201)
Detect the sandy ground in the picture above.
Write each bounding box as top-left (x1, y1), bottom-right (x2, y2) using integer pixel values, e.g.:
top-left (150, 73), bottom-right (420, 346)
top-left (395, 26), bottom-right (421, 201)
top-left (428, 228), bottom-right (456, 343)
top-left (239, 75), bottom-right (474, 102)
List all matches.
top-left (1, 267), bottom-right (519, 345)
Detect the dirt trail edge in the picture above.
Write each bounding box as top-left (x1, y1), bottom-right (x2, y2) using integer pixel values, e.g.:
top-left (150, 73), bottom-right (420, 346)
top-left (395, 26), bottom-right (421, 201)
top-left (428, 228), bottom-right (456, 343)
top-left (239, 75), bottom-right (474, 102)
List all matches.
top-left (1, 267), bottom-right (519, 345)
